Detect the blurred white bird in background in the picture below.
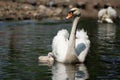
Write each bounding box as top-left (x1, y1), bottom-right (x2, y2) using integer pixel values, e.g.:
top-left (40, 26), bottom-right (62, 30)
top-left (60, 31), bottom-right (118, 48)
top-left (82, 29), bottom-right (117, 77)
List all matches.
top-left (98, 6), bottom-right (117, 23)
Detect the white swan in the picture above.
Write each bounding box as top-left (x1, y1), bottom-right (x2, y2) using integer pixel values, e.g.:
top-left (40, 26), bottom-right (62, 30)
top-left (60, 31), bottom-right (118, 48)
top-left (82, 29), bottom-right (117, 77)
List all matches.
top-left (98, 6), bottom-right (117, 23)
top-left (51, 8), bottom-right (90, 63)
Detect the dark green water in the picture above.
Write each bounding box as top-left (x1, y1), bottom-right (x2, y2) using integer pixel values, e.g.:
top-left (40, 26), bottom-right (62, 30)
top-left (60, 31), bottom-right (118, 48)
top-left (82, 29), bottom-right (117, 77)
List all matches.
top-left (0, 19), bottom-right (120, 80)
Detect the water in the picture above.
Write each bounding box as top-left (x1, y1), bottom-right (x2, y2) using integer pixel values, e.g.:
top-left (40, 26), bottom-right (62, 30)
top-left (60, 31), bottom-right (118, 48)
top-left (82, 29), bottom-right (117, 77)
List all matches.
top-left (0, 19), bottom-right (120, 80)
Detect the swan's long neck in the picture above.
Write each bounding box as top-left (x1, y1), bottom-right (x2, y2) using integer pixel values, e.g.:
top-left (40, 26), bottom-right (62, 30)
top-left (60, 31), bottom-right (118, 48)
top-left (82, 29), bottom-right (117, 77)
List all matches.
top-left (65, 16), bottom-right (80, 63)
top-left (69, 17), bottom-right (80, 47)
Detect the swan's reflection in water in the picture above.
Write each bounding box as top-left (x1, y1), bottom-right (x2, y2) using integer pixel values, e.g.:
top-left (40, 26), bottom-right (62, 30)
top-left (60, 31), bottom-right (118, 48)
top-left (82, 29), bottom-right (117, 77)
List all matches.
top-left (98, 23), bottom-right (116, 42)
top-left (97, 23), bottom-right (117, 54)
top-left (52, 63), bottom-right (89, 80)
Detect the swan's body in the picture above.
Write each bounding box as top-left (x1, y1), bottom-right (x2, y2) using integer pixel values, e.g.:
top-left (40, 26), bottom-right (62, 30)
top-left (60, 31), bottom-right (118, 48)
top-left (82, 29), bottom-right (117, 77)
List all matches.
top-left (98, 7), bottom-right (117, 23)
top-left (51, 8), bottom-right (90, 63)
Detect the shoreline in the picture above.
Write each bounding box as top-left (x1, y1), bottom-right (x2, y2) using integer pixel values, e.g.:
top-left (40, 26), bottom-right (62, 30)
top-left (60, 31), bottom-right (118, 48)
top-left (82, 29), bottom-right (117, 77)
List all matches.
top-left (0, 0), bottom-right (120, 21)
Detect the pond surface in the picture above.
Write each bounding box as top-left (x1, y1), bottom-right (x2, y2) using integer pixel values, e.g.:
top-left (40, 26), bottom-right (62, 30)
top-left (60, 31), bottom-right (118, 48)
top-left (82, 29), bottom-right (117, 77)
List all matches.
top-left (0, 19), bottom-right (120, 80)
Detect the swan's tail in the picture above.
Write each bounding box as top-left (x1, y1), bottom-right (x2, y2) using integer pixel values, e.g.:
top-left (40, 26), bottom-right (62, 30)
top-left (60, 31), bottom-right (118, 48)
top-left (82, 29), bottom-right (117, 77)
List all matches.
top-left (76, 29), bottom-right (88, 39)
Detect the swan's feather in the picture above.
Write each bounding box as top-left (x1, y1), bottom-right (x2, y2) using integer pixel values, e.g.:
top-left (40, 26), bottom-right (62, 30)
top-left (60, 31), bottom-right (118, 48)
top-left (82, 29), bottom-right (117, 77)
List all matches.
top-left (107, 7), bottom-right (117, 18)
top-left (75, 29), bottom-right (90, 62)
top-left (76, 29), bottom-right (88, 39)
top-left (57, 29), bottom-right (69, 38)
top-left (98, 9), bottom-right (107, 18)
top-left (52, 29), bottom-right (69, 62)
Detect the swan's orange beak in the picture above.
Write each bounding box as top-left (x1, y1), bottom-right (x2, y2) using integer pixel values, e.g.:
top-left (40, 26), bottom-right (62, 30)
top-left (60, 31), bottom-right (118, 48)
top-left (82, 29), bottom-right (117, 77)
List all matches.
top-left (66, 12), bottom-right (73, 19)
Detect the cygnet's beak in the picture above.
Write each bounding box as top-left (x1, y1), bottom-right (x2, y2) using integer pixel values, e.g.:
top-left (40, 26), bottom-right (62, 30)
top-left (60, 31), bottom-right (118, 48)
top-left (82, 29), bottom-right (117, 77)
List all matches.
top-left (66, 12), bottom-right (73, 19)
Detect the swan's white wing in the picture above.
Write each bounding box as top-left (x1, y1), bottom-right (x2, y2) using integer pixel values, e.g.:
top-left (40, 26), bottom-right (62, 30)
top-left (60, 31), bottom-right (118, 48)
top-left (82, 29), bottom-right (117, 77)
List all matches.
top-left (107, 7), bottom-right (117, 18)
top-left (76, 29), bottom-right (88, 39)
top-left (98, 9), bottom-right (107, 18)
top-left (52, 29), bottom-right (69, 62)
top-left (75, 30), bottom-right (90, 62)
top-left (75, 39), bottom-right (90, 62)
top-left (75, 30), bottom-right (86, 56)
